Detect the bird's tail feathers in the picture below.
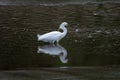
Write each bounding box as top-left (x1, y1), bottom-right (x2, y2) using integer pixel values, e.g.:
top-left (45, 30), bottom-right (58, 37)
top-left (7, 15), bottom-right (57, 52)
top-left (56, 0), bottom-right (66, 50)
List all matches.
top-left (37, 34), bottom-right (41, 41)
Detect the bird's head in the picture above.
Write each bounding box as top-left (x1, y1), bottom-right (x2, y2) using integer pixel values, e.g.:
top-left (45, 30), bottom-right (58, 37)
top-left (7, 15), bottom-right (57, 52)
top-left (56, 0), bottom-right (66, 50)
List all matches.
top-left (59, 22), bottom-right (68, 28)
top-left (61, 22), bottom-right (68, 27)
top-left (59, 22), bottom-right (68, 32)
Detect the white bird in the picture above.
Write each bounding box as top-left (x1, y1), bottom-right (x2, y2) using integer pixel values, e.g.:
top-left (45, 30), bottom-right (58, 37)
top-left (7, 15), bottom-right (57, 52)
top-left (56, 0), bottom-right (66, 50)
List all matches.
top-left (37, 22), bottom-right (68, 44)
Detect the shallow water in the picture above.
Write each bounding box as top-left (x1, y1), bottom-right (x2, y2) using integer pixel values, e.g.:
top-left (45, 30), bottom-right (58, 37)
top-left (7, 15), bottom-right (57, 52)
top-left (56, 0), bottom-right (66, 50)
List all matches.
top-left (0, 0), bottom-right (120, 79)
top-left (0, 66), bottom-right (120, 80)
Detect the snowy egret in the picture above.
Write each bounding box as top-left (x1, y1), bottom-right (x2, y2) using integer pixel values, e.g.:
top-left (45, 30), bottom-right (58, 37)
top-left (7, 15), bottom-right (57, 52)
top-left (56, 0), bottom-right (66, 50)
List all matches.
top-left (37, 22), bottom-right (68, 44)
top-left (37, 44), bottom-right (68, 63)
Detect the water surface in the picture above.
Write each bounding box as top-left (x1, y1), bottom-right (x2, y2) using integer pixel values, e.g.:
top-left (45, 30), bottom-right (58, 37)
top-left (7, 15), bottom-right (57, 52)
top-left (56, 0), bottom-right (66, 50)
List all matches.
top-left (0, 0), bottom-right (120, 79)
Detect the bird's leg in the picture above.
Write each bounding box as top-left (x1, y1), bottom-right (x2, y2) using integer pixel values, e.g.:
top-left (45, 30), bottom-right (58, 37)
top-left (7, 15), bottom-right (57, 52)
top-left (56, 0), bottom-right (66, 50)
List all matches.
top-left (54, 41), bottom-right (57, 45)
top-left (51, 40), bottom-right (55, 44)
top-left (53, 40), bottom-right (58, 45)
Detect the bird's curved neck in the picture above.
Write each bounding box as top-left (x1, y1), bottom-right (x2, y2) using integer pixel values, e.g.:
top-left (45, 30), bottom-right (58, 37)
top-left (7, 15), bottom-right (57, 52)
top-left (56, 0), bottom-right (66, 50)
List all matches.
top-left (60, 25), bottom-right (67, 35)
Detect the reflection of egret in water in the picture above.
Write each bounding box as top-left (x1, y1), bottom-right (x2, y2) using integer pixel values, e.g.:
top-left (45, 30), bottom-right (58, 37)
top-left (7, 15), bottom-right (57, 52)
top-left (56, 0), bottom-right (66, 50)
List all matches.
top-left (37, 44), bottom-right (68, 63)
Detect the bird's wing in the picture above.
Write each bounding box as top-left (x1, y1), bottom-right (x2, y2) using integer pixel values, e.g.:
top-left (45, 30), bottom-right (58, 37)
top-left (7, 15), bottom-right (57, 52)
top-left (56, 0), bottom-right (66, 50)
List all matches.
top-left (39, 31), bottom-right (61, 39)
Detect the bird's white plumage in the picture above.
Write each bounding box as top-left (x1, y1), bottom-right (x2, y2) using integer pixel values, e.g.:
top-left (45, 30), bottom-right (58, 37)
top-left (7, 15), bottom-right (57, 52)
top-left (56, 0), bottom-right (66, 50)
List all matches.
top-left (37, 31), bottom-right (62, 43)
top-left (37, 22), bottom-right (68, 44)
